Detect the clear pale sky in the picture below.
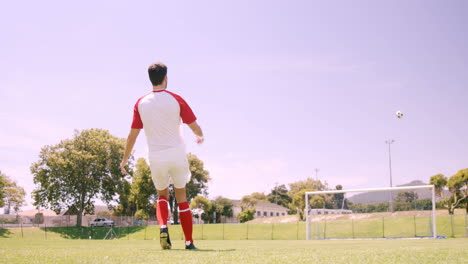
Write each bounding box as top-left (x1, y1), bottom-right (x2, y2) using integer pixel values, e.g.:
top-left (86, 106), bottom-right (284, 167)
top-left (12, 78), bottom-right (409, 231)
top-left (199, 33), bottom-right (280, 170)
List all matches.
top-left (1, 0), bottom-right (467, 211)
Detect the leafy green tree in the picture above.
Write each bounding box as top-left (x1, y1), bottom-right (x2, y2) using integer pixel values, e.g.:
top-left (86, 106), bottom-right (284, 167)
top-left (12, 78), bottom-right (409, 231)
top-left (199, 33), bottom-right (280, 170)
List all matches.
top-left (0, 171), bottom-right (27, 214)
top-left (394, 190), bottom-right (418, 211)
top-left (31, 129), bottom-right (131, 226)
top-left (430, 174), bottom-right (448, 198)
top-left (267, 184), bottom-right (292, 209)
top-left (289, 178), bottom-right (326, 196)
top-left (97, 211), bottom-right (111, 217)
top-left (395, 191), bottom-right (418, 203)
top-left (129, 158), bottom-right (157, 217)
top-left (212, 196), bottom-right (234, 223)
top-left (237, 208), bottom-right (255, 223)
top-left (2, 178), bottom-right (26, 214)
top-left (288, 178), bottom-right (326, 214)
top-left (446, 169), bottom-right (468, 213)
top-left (350, 203), bottom-right (366, 213)
top-left (413, 199), bottom-right (432, 210)
top-left (134, 209), bottom-right (149, 220)
top-left (190, 195), bottom-right (212, 223)
top-left (186, 153), bottom-right (211, 199)
top-left (375, 202), bottom-right (389, 212)
top-left (291, 189), bottom-right (315, 220)
top-left (310, 195), bottom-right (325, 208)
top-left (0, 171), bottom-right (8, 207)
top-left (241, 192), bottom-right (267, 209)
top-left (34, 213), bottom-right (44, 224)
top-left (332, 185), bottom-right (345, 209)
top-left (331, 185), bottom-right (351, 210)
top-left (112, 183), bottom-right (133, 216)
top-left (430, 169), bottom-right (468, 214)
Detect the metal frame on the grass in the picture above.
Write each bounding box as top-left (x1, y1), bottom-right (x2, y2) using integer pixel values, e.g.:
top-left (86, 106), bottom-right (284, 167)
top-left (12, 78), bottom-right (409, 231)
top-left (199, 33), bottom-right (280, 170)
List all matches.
top-left (305, 185), bottom-right (437, 240)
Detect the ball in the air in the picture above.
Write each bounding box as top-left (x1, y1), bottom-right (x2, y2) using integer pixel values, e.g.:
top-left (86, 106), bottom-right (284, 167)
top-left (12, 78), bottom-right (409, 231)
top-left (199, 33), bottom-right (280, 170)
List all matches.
top-left (396, 111), bottom-right (403, 119)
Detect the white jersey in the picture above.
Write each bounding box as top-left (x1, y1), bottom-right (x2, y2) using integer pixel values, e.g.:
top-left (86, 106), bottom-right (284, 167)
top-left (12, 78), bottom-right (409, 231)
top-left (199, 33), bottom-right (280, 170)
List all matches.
top-left (131, 89), bottom-right (197, 153)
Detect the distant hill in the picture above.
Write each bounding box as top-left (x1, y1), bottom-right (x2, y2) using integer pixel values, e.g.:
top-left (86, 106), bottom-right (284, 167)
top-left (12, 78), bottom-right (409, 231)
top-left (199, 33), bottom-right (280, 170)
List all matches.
top-left (348, 180), bottom-right (441, 205)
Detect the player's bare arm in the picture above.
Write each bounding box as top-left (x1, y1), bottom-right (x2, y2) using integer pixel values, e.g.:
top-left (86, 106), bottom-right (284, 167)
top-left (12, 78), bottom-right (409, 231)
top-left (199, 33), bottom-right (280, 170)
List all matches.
top-left (188, 121), bottom-right (204, 144)
top-left (120, 128), bottom-right (141, 174)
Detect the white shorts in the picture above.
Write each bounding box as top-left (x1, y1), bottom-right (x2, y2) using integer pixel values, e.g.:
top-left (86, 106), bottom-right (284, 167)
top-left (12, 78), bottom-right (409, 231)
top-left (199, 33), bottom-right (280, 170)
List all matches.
top-left (148, 146), bottom-right (191, 190)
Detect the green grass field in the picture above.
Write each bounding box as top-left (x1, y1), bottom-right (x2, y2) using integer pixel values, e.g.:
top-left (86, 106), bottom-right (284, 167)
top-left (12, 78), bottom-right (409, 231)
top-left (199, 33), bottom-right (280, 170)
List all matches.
top-left (1, 237), bottom-right (467, 264)
top-left (1, 215), bottom-right (467, 263)
top-left (1, 213), bottom-right (466, 241)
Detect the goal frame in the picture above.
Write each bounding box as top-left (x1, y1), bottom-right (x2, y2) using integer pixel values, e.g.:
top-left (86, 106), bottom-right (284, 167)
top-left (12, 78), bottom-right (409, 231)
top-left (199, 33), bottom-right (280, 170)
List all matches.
top-left (305, 185), bottom-right (437, 240)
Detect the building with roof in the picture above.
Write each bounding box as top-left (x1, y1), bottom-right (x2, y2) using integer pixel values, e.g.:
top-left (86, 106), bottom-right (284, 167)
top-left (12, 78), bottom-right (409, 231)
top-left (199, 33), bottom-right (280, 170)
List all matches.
top-left (59, 205), bottom-right (112, 216)
top-left (231, 200), bottom-right (289, 219)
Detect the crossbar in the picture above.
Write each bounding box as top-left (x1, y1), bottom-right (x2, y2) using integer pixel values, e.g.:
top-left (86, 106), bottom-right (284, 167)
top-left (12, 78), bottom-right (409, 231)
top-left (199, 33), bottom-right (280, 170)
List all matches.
top-left (305, 185), bottom-right (434, 195)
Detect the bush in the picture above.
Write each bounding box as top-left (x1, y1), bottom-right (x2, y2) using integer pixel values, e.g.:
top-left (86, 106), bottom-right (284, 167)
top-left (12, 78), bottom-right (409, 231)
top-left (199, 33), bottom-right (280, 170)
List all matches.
top-left (0, 217), bottom-right (17, 224)
top-left (97, 211), bottom-right (111, 217)
top-left (414, 199), bottom-right (433, 210)
top-left (238, 208), bottom-right (255, 223)
top-left (34, 213), bottom-right (44, 224)
top-left (134, 209), bottom-right (148, 221)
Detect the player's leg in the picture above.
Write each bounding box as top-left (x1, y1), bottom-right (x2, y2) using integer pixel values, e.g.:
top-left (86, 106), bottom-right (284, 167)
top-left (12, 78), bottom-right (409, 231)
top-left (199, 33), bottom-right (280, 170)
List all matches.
top-left (156, 188), bottom-right (170, 228)
top-left (174, 187), bottom-right (196, 249)
top-left (149, 159), bottom-right (172, 249)
top-left (157, 188), bottom-right (172, 249)
top-left (170, 155), bottom-right (197, 249)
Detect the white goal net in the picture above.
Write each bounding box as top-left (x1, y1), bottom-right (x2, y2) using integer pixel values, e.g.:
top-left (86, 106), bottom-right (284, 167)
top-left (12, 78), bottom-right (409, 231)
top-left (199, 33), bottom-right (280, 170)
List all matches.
top-left (305, 185), bottom-right (437, 240)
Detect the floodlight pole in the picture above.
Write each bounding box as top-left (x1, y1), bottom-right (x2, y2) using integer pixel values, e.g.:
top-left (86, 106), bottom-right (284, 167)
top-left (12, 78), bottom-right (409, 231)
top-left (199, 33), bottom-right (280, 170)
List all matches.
top-left (385, 139), bottom-right (395, 213)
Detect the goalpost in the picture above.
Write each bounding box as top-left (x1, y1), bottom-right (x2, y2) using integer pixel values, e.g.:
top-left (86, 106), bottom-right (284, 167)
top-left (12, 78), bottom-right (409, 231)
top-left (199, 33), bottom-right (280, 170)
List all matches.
top-left (305, 185), bottom-right (437, 240)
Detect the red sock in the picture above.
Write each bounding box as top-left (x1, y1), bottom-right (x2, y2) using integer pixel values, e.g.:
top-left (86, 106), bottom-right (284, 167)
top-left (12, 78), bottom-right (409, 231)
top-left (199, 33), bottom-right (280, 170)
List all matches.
top-left (156, 196), bottom-right (169, 229)
top-left (178, 201), bottom-right (193, 243)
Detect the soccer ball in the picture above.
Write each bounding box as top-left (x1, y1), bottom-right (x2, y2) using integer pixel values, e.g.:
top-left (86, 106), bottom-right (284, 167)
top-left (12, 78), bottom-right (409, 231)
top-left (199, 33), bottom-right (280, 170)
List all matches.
top-left (396, 111), bottom-right (403, 119)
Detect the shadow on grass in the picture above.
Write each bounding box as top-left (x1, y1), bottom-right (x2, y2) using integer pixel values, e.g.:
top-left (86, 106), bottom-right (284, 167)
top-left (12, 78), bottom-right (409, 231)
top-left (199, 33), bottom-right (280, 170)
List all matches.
top-left (42, 226), bottom-right (145, 239)
top-left (169, 249), bottom-right (236, 252)
top-left (0, 228), bottom-right (12, 238)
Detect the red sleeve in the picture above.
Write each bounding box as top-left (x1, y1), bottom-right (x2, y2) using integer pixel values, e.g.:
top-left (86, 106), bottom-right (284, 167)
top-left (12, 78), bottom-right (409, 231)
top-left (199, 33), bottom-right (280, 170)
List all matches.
top-left (131, 97), bottom-right (144, 129)
top-left (165, 91), bottom-right (197, 124)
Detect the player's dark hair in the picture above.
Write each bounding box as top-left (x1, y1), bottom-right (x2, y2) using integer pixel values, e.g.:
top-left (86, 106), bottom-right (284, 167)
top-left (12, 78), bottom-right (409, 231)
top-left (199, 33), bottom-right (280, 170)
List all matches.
top-left (148, 63), bottom-right (167, 86)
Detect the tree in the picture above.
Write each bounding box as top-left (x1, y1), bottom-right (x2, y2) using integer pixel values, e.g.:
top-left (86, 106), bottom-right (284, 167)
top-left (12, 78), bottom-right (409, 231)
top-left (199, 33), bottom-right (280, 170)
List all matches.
top-left (288, 178), bottom-right (326, 215)
top-left (242, 192), bottom-right (266, 206)
top-left (446, 169), bottom-right (468, 213)
top-left (310, 195), bottom-right (325, 208)
top-left (134, 209), bottom-right (149, 221)
top-left (394, 191), bottom-right (418, 203)
top-left (430, 173), bottom-right (449, 211)
top-left (430, 174), bottom-right (448, 198)
top-left (291, 189), bottom-right (315, 220)
top-left (267, 184), bottom-right (292, 209)
top-left (430, 169), bottom-right (468, 214)
top-left (129, 158), bottom-right (157, 217)
top-left (238, 192), bottom-right (267, 224)
top-left (241, 192), bottom-right (267, 209)
top-left (0, 171), bottom-right (27, 214)
top-left (238, 208), bottom-right (255, 223)
top-left (31, 129), bottom-right (130, 226)
top-left (186, 153), bottom-right (211, 199)
top-left (332, 185), bottom-right (351, 210)
top-left (190, 195), bottom-right (212, 223)
top-left (2, 178), bottom-right (26, 214)
top-left (212, 196), bottom-right (233, 223)
top-left (0, 171), bottom-right (7, 207)
top-left (169, 153), bottom-right (210, 224)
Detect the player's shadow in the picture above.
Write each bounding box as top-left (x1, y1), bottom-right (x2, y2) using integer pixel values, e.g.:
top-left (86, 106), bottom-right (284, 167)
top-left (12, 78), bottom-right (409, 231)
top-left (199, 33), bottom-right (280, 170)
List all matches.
top-left (43, 226), bottom-right (145, 239)
top-left (0, 228), bottom-right (13, 238)
top-left (170, 249), bottom-right (236, 252)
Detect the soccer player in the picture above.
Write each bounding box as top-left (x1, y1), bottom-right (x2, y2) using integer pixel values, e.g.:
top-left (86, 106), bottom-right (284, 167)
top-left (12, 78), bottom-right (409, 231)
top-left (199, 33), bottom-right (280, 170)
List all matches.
top-left (120, 62), bottom-right (204, 250)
